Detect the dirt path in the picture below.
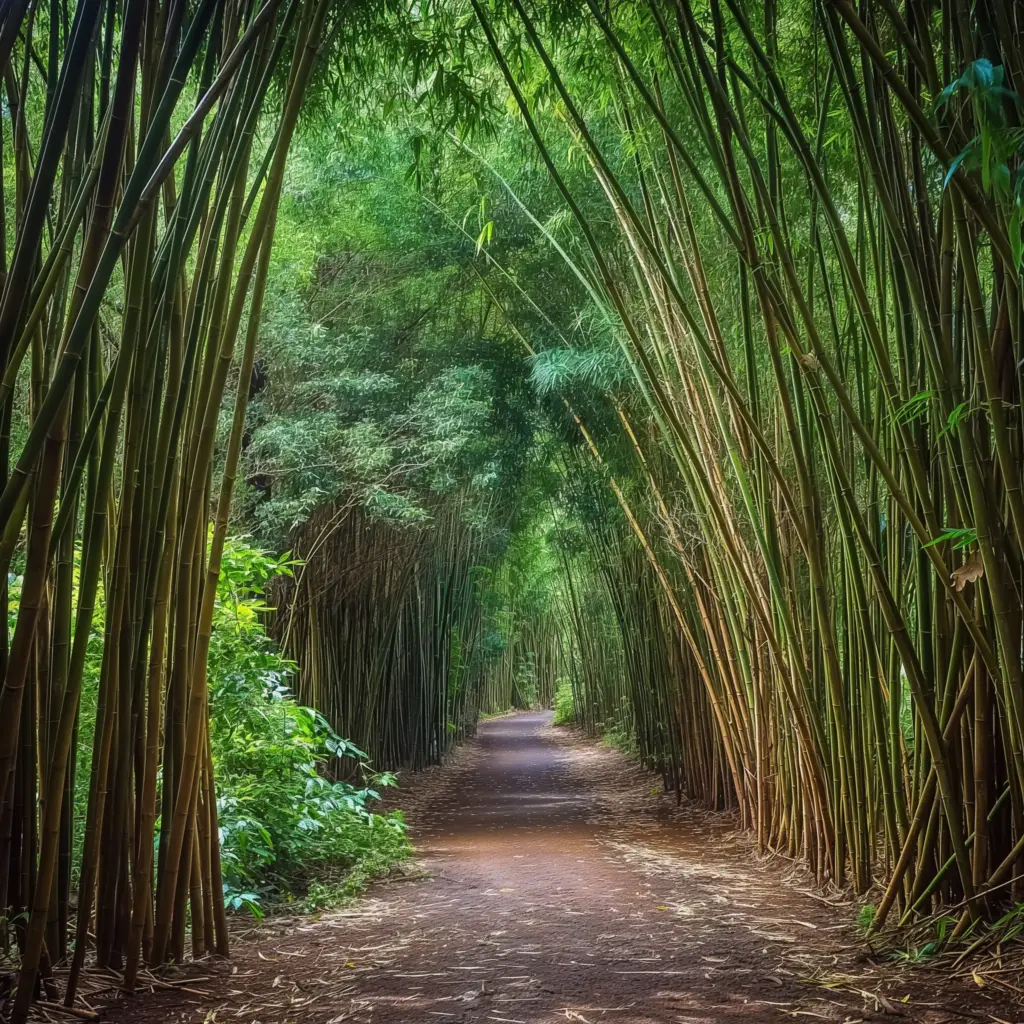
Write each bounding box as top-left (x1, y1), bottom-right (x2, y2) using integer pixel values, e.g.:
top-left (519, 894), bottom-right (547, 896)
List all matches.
top-left (105, 712), bottom-right (1017, 1023)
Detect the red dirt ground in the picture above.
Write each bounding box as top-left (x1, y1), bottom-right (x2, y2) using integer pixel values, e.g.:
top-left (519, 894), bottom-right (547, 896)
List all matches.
top-left (89, 712), bottom-right (1019, 1023)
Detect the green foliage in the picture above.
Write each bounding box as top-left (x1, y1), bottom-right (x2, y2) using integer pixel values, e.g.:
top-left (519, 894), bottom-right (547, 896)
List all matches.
top-left (241, 129), bottom-right (545, 543)
top-left (208, 540), bottom-right (410, 914)
top-left (924, 526), bottom-right (978, 550)
top-left (937, 60), bottom-right (1024, 270)
top-left (512, 654), bottom-right (539, 707)
top-left (890, 391), bottom-right (934, 426)
top-left (857, 904), bottom-right (877, 933)
top-left (889, 942), bottom-right (940, 966)
top-left (529, 346), bottom-right (629, 397)
top-left (601, 723), bottom-right (639, 757)
top-left (984, 903), bottom-right (1024, 946)
top-left (887, 915), bottom-right (957, 964)
top-left (552, 680), bottom-right (575, 725)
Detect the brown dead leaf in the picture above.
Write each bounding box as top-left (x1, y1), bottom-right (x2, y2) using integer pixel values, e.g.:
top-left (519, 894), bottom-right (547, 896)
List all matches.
top-left (875, 993), bottom-right (902, 1015)
top-left (951, 550), bottom-right (984, 591)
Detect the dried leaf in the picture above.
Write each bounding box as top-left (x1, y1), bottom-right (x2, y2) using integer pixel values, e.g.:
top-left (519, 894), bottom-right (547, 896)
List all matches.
top-left (876, 993), bottom-right (900, 1014)
top-left (951, 550), bottom-right (984, 591)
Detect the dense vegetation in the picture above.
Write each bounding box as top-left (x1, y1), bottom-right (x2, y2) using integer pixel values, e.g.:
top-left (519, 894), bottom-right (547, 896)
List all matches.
top-left (1, 0), bottom-right (1023, 1015)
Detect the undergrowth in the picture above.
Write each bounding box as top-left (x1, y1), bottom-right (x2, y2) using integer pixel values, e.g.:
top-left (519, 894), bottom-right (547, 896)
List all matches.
top-left (600, 699), bottom-right (639, 756)
top-left (861, 899), bottom-right (1024, 971)
top-left (204, 539), bottom-right (411, 917)
top-left (552, 680), bottom-right (575, 725)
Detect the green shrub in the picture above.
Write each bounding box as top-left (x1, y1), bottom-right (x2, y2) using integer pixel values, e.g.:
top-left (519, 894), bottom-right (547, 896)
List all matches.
top-left (552, 680), bottom-right (575, 725)
top-left (209, 538), bottom-right (410, 916)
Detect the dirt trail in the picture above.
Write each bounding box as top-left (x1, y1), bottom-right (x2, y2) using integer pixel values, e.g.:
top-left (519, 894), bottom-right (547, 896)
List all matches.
top-left (106, 713), bottom-right (1016, 1023)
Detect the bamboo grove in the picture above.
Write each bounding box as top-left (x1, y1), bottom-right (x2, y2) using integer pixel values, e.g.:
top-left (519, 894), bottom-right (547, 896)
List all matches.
top-left (451, 0), bottom-right (1024, 941)
top-left (551, 463), bottom-right (735, 808)
top-left (0, 0), bottom-right (353, 1014)
top-left (273, 504), bottom-right (500, 771)
top-left (270, 503), bottom-right (564, 771)
top-left (1, 0), bottom-right (1024, 1011)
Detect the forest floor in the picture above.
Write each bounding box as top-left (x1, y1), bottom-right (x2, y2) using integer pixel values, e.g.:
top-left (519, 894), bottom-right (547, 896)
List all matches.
top-left (96, 712), bottom-right (1019, 1024)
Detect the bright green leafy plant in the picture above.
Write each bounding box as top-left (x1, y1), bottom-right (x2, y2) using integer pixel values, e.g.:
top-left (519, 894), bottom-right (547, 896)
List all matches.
top-left (208, 539), bottom-right (409, 916)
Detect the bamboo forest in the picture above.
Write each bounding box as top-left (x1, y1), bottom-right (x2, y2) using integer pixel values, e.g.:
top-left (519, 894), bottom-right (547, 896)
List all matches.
top-left (0, 0), bottom-right (1023, 1020)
